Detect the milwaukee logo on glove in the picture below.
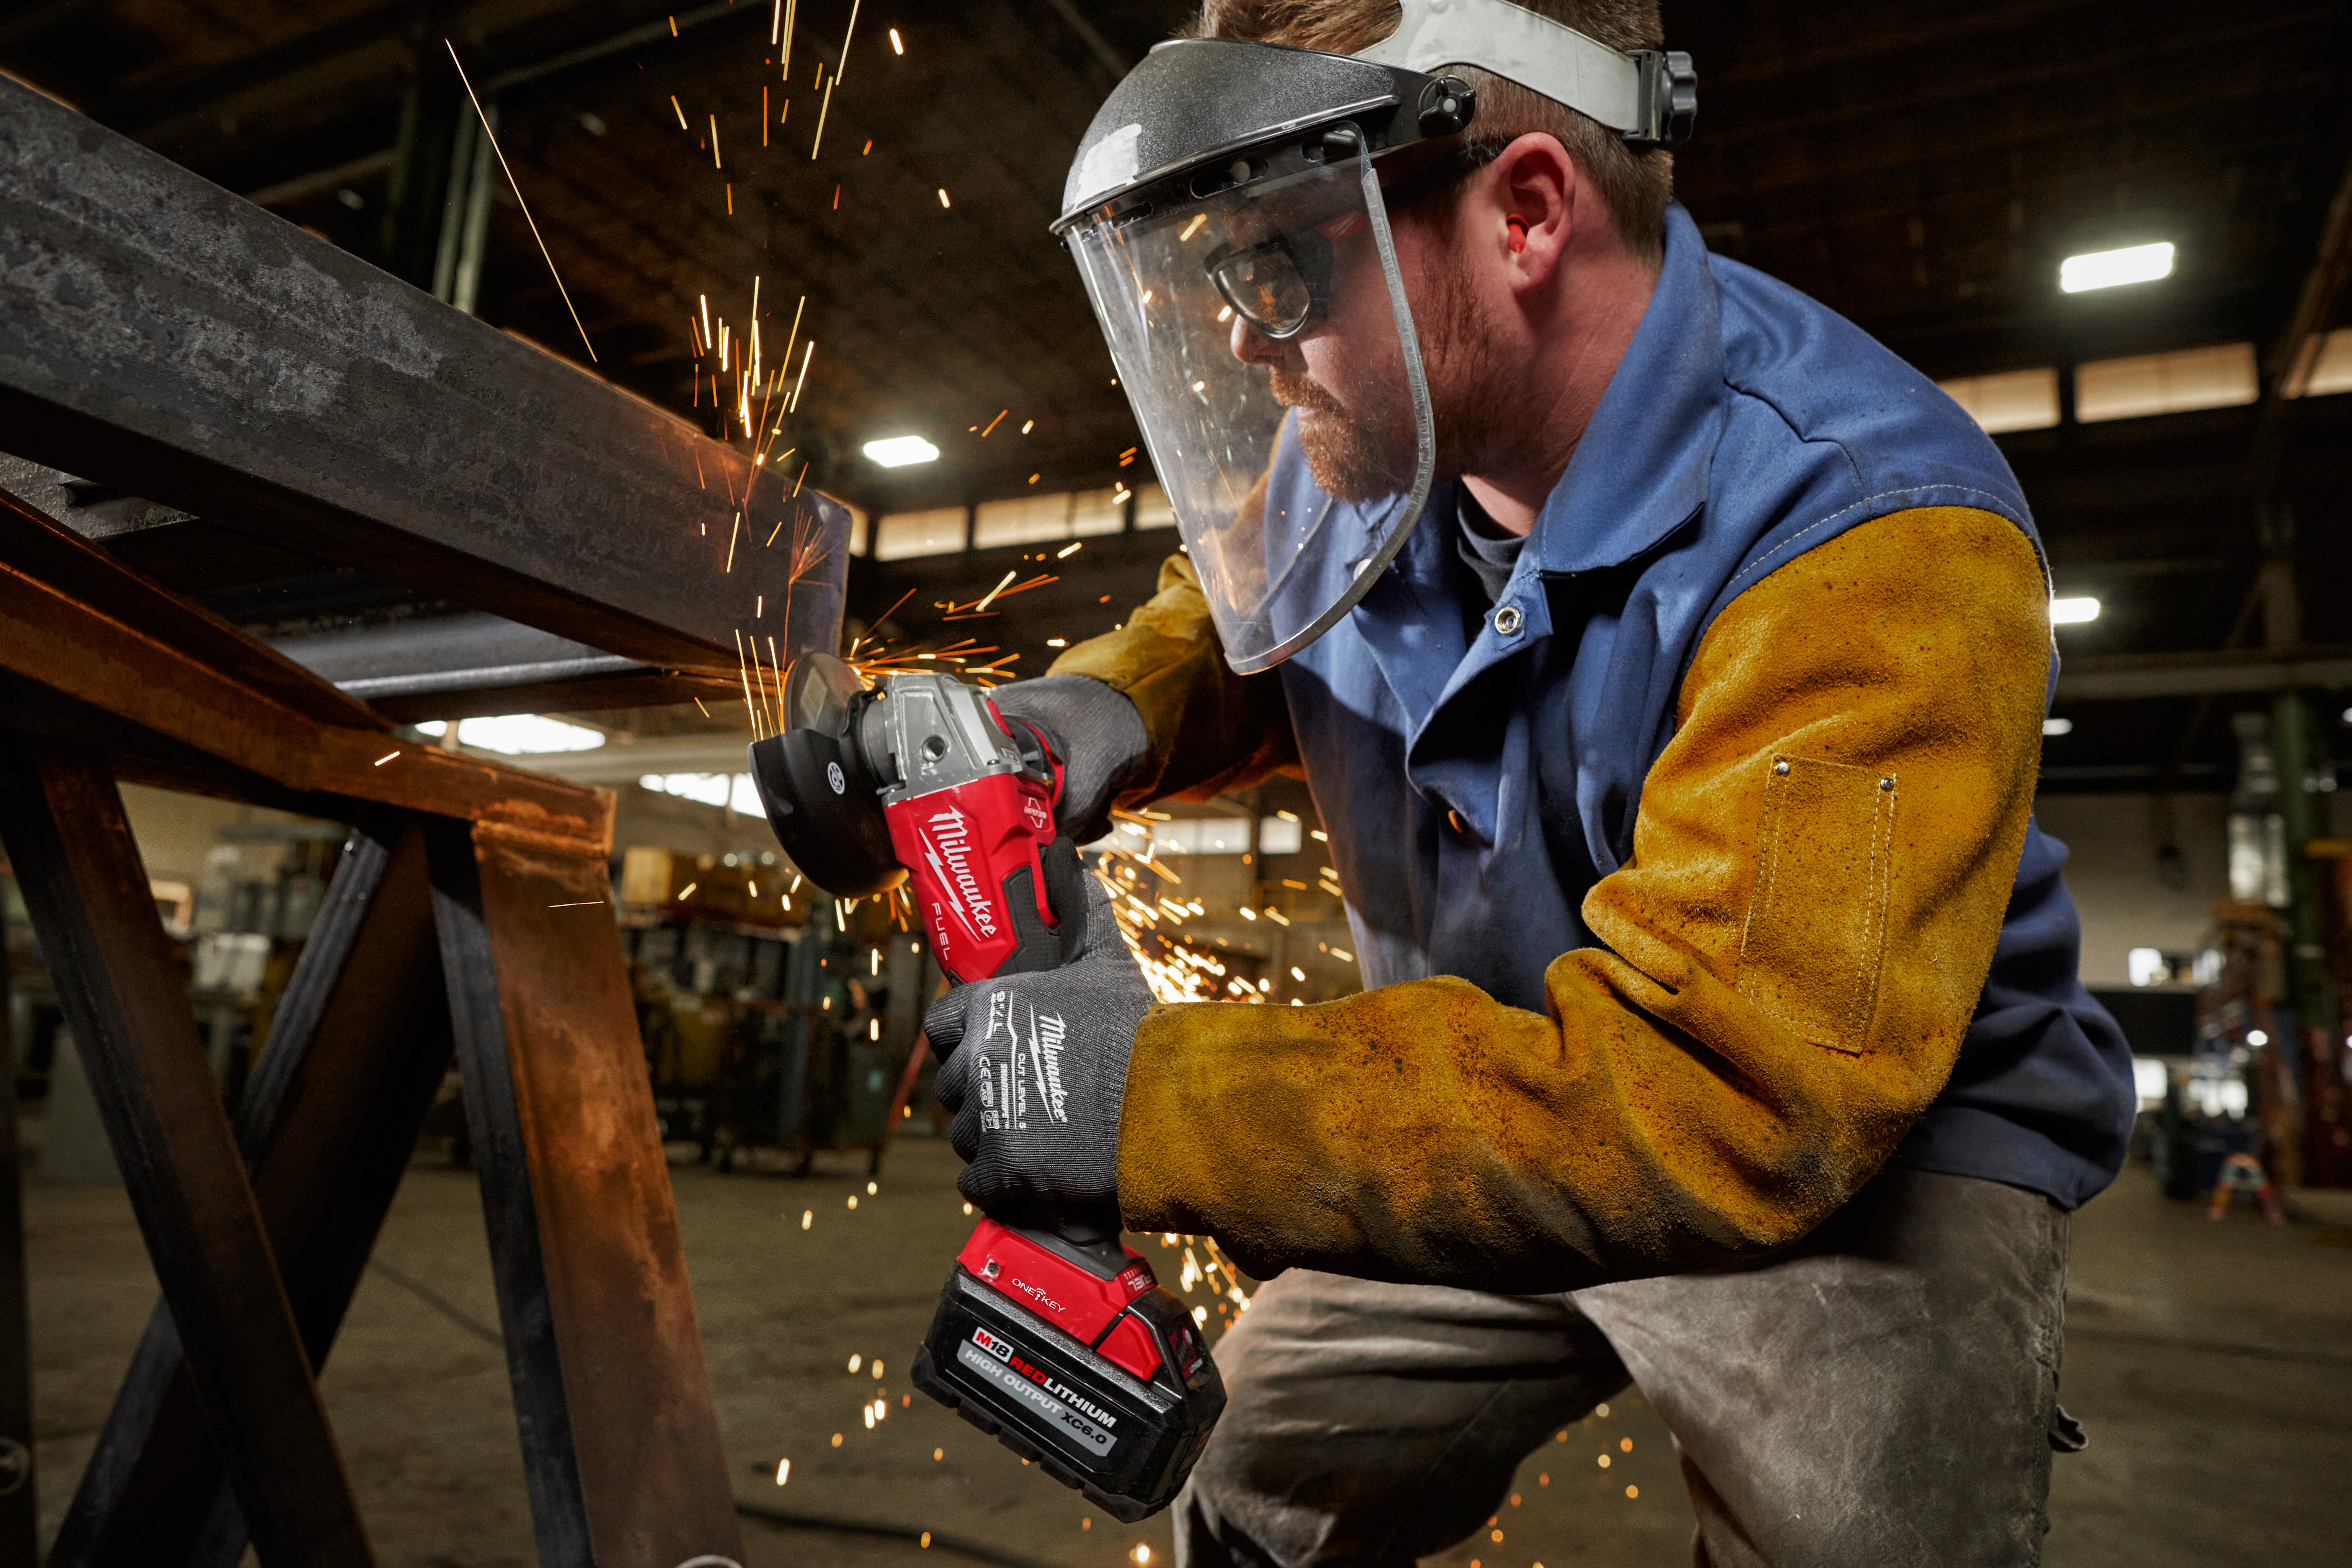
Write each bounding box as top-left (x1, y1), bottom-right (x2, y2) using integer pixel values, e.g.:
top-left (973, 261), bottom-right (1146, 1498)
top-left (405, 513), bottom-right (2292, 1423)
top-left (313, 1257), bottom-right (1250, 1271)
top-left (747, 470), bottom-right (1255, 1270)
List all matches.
top-left (978, 992), bottom-right (1071, 1132)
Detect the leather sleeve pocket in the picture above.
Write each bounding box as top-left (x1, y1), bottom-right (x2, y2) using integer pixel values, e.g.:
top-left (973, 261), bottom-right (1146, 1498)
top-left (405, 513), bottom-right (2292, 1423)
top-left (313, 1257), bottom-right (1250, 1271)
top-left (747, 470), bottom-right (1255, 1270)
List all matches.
top-left (1736, 755), bottom-right (1895, 1056)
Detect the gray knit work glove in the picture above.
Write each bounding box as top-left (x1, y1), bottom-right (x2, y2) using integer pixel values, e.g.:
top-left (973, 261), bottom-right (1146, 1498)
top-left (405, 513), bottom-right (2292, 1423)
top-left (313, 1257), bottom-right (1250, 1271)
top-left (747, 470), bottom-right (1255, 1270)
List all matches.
top-left (988, 676), bottom-right (1149, 845)
top-left (927, 872), bottom-right (1152, 1221)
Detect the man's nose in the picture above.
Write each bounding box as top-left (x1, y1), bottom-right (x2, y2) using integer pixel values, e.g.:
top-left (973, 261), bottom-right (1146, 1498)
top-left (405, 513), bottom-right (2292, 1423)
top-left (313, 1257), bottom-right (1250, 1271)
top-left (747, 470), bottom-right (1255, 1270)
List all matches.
top-left (1229, 314), bottom-right (1292, 368)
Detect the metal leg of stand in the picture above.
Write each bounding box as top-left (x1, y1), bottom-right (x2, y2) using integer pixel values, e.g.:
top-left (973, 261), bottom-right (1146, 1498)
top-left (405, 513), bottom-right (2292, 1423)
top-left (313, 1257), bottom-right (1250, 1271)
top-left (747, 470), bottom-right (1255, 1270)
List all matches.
top-left (428, 818), bottom-right (743, 1568)
top-left (48, 817), bottom-right (449, 1568)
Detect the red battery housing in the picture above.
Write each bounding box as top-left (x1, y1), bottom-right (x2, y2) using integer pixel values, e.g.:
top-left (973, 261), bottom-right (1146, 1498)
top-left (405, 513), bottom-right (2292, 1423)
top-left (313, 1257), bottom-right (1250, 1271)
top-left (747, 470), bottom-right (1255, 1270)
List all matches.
top-left (913, 1219), bottom-right (1223, 1522)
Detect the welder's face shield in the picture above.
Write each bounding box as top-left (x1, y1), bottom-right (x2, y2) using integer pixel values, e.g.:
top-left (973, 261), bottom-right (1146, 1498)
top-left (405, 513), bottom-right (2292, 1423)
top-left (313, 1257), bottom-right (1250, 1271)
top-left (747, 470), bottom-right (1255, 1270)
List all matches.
top-left (1064, 139), bottom-right (1436, 673)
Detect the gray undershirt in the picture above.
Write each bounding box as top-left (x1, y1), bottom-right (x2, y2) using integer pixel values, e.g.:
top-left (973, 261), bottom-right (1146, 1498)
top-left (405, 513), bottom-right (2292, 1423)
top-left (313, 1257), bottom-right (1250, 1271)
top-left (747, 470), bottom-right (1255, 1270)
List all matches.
top-left (1455, 490), bottom-right (1527, 605)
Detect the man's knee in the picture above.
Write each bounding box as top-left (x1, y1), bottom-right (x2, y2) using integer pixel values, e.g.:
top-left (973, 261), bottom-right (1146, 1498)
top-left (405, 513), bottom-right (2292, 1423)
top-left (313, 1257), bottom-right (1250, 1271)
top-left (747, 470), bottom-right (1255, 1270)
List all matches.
top-left (1172, 1271), bottom-right (1619, 1567)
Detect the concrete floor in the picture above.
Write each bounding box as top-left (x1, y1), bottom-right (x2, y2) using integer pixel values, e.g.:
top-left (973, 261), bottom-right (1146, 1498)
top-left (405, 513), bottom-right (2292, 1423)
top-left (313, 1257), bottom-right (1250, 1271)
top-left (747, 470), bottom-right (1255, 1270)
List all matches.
top-left (22, 1134), bottom-right (2352, 1567)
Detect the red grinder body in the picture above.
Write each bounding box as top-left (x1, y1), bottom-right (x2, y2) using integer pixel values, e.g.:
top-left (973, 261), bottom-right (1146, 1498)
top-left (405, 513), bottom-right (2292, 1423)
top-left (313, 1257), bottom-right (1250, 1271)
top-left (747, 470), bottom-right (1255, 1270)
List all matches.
top-left (746, 655), bottom-right (1224, 1521)
top-left (879, 753), bottom-right (1059, 984)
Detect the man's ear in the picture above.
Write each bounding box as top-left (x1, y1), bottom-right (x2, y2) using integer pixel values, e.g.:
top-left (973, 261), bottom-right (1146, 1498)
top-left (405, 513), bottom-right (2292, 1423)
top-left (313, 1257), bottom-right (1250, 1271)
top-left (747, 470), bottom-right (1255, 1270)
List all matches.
top-left (1485, 133), bottom-right (1576, 293)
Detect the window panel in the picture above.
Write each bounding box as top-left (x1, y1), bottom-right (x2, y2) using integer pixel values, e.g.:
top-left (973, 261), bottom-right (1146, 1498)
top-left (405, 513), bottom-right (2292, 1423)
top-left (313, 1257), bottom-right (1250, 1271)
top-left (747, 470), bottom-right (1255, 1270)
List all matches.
top-left (1936, 367), bottom-right (2059, 434)
top-left (874, 506), bottom-right (968, 559)
top-left (2075, 344), bottom-right (2257, 423)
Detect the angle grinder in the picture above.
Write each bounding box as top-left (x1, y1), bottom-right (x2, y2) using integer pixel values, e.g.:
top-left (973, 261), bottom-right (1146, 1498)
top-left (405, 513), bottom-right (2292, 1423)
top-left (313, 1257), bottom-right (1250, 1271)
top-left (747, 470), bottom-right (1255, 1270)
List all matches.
top-left (748, 652), bottom-right (1224, 1521)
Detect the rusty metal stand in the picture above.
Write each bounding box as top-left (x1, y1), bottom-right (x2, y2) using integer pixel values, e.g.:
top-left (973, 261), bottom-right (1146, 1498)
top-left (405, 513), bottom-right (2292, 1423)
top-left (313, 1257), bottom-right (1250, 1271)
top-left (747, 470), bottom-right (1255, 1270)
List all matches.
top-left (46, 819), bottom-right (450, 1567)
top-left (0, 490), bottom-right (747, 1566)
top-left (0, 744), bottom-right (376, 1566)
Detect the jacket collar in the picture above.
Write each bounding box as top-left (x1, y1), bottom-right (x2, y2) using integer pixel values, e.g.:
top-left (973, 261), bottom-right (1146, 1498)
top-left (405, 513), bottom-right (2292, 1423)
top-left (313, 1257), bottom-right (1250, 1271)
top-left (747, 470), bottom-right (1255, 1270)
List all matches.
top-left (1337, 202), bottom-right (1729, 822)
top-left (1532, 202), bottom-right (1725, 577)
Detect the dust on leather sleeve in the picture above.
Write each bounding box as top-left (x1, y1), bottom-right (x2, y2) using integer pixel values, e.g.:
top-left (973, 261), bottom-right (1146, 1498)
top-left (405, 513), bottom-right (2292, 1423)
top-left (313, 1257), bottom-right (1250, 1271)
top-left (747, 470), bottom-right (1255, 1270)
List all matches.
top-left (1114, 508), bottom-right (2052, 1290)
top-left (1048, 552), bottom-right (1298, 806)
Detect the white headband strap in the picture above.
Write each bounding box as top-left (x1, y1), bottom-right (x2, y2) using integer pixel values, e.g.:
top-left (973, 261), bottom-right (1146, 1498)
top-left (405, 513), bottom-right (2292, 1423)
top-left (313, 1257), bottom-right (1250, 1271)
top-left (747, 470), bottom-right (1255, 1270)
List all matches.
top-left (1353, 0), bottom-right (1684, 144)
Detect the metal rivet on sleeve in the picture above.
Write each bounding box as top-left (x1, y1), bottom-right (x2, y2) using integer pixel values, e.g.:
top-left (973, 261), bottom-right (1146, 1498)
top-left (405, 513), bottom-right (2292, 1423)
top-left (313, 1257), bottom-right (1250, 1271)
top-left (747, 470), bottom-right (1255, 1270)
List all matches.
top-left (1773, 760), bottom-right (1790, 776)
top-left (1493, 604), bottom-right (1523, 637)
top-left (1879, 777), bottom-right (1895, 791)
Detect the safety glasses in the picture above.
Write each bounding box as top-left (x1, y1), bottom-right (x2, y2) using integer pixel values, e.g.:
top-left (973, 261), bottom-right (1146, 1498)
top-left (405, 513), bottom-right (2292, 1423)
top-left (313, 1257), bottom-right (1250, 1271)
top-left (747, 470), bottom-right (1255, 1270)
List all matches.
top-left (1203, 231), bottom-right (1334, 340)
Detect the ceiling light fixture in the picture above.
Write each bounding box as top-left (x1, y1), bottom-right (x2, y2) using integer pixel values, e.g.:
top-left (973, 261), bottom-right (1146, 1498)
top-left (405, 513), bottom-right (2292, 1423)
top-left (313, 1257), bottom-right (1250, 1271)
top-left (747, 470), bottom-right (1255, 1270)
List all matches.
top-left (418, 715), bottom-right (605, 754)
top-left (2060, 242), bottom-right (2174, 294)
top-left (2050, 595), bottom-right (2101, 625)
top-left (863, 435), bottom-right (939, 467)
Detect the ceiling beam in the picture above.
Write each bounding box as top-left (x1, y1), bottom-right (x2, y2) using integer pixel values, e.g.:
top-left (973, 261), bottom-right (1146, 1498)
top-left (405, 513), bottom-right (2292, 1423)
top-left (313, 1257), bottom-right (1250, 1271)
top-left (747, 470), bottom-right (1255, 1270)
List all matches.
top-left (242, 147), bottom-right (397, 209)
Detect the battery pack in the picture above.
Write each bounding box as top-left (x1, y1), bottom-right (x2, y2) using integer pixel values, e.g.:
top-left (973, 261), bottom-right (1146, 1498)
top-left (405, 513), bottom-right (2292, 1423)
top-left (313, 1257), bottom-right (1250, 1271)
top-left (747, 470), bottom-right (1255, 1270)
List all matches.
top-left (910, 1222), bottom-right (1225, 1522)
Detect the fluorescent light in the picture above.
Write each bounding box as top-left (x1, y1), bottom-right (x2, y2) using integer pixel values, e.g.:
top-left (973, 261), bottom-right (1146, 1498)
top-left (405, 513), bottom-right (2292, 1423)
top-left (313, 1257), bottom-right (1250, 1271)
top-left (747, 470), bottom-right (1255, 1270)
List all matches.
top-left (2060, 241), bottom-right (2174, 294)
top-left (417, 715), bottom-right (604, 754)
top-left (2050, 596), bottom-right (2100, 625)
top-left (863, 435), bottom-right (939, 467)
top-left (639, 772), bottom-right (765, 817)
top-left (2043, 716), bottom-right (2074, 736)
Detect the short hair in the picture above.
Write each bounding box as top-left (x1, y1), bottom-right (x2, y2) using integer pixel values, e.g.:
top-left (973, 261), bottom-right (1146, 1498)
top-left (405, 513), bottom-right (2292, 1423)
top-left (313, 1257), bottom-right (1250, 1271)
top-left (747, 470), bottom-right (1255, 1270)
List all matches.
top-left (1193, 1), bottom-right (1673, 260)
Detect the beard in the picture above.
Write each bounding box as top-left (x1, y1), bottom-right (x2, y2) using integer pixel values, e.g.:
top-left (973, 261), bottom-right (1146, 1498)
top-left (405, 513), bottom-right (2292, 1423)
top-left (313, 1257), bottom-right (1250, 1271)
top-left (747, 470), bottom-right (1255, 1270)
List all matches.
top-left (1270, 367), bottom-right (1413, 505)
top-left (1268, 269), bottom-right (1501, 506)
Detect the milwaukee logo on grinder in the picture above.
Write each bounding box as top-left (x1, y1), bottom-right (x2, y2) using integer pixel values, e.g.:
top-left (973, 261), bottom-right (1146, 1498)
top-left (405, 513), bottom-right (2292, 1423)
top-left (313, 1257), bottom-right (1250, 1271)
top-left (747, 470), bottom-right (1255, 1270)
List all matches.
top-left (920, 807), bottom-right (998, 940)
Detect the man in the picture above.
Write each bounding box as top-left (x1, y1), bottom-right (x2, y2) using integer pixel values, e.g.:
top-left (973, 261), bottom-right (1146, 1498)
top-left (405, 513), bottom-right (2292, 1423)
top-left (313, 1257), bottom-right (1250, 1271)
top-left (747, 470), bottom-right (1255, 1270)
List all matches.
top-left (928, 2), bottom-right (2135, 1562)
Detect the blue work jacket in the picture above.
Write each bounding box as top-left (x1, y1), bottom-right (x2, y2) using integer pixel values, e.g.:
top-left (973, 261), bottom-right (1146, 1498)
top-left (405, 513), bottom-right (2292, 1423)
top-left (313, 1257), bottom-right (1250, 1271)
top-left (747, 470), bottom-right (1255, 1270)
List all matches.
top-left (1272, 204), bottom-right (2136, 1210)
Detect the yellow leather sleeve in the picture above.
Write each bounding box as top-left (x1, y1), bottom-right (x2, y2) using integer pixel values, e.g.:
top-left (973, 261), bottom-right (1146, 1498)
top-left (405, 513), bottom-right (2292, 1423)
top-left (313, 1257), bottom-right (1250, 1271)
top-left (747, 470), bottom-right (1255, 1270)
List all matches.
top-left (1046, 552), bottom-right (1299, 806)
top-left (1115, 507), bottom-right (2051, 1290)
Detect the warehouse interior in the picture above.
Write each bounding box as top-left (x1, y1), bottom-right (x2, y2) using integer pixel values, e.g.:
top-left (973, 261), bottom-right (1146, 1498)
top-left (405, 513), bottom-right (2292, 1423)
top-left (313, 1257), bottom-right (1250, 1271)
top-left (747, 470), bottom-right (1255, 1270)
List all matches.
top-left (0, 0), bottom-right (2350, 1564)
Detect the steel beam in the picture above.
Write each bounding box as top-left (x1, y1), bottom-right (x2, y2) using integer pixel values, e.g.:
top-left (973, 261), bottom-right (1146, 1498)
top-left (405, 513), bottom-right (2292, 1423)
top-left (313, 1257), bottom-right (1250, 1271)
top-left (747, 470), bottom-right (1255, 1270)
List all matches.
top-left (262, 609), bottom-right (741, 721)
top-left (0, 76), bottom-right (846, 678)
top-left (0, 489), bottom-right (611, 847)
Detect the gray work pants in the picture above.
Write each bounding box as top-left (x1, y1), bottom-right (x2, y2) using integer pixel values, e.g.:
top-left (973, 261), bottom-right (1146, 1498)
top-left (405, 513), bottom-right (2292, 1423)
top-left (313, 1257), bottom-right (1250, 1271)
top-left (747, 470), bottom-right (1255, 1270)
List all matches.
top-left (1174, 1168), bottom-right (2069, 1567)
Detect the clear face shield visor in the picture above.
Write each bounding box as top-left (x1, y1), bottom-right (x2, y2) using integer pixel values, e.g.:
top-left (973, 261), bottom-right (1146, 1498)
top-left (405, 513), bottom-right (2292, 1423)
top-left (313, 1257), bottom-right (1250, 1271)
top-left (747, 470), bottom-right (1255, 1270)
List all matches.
top-left (1064, 130), bottom-right (1437, 674)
